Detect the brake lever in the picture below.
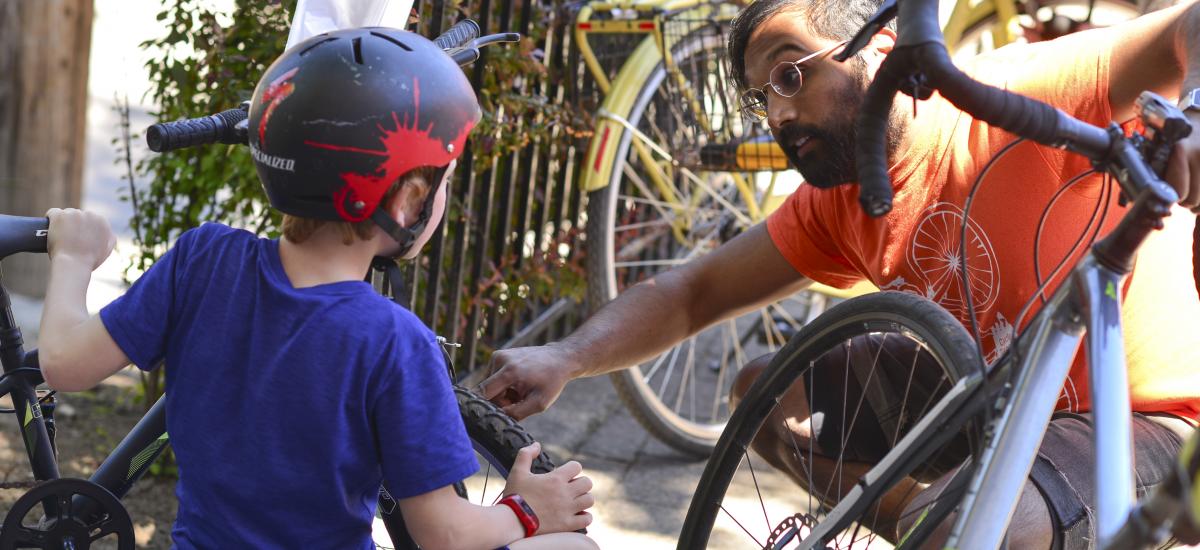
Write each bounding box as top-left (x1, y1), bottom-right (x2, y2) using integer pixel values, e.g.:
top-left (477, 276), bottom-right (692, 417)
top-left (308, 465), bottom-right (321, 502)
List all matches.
top-left (1134, 91), bottom-right (1194, 177)
top-left (449, 32), bottom-right (523, 67)
top-left (834, 0), bottom-right (896, 62)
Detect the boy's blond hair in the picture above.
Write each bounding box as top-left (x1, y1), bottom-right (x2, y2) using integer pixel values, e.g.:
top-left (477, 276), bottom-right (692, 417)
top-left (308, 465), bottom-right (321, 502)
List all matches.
top-left (282, 167), bottom-right (439, 245)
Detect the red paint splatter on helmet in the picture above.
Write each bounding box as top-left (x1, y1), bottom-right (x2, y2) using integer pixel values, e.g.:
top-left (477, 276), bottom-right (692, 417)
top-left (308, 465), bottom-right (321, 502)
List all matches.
top-left (304, 79), bottom-right (473, 222)
top-left (259, 67), bottom-right (299, 147)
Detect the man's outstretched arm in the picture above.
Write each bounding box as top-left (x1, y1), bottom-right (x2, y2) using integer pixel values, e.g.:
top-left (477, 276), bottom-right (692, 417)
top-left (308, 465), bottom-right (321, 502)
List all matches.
top-left (480, 223), bottom-right (812, 419)
top-left (1107, 0), bottom-right (1200, 208)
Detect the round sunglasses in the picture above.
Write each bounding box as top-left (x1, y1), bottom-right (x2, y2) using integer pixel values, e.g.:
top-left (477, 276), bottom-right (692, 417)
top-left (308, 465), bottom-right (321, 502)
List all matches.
top-left (740, 40), bottom-right (849, 121)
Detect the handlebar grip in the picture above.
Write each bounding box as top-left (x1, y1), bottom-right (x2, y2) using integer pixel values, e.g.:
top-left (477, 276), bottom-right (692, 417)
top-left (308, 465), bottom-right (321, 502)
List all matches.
top-left (0, 215), bottom-right (49, 255)
top-left (434, 19), bottom-right (480, 50)
top-left (146, 108), bottom-right (248, 153)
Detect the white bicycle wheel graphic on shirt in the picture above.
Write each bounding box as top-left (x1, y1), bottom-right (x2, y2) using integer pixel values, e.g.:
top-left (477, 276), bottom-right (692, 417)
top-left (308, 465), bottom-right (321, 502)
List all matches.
top-left (906, 202), bottom-right (1001, 320)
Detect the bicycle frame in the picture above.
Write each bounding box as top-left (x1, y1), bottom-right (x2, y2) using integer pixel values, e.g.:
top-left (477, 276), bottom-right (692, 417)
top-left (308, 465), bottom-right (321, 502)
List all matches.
top-left (949, 252), bottom-right (1136, 548)
top-left (0, 275), bottom-right (172, 515)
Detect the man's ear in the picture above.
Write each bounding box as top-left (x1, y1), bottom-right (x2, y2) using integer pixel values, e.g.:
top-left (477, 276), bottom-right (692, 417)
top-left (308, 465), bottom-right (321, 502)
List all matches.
top-left (863, 27), bottom-right (898, 80)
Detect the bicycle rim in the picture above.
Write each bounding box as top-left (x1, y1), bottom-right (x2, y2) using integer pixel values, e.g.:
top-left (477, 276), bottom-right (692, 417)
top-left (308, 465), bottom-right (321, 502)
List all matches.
top-left (586, 20), bottom-right (830, 458)
top-left (678, 292), bottom-right (985, 549)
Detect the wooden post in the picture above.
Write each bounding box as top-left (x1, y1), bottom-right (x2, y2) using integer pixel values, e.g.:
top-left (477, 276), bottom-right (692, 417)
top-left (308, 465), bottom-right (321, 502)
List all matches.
top-left (0, 0), bottom-right (93, 297)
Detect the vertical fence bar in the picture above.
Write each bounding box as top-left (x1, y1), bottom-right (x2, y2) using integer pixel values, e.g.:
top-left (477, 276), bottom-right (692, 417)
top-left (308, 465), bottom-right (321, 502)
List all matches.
top-left (407, 0), bottom-right (593, 376)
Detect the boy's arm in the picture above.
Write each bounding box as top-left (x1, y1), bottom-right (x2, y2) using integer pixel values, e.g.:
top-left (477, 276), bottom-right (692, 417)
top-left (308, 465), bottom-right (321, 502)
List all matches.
top-left (39, 209), bottom-right (130, 391)
top-left (396, 443), bottom-right (594, 550)
top-left (397, 485), bottom-right (527, 550)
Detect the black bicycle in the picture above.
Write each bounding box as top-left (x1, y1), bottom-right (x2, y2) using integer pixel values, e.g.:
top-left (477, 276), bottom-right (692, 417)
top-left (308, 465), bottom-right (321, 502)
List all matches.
top-left (0, 20), bottom-right (548, 550)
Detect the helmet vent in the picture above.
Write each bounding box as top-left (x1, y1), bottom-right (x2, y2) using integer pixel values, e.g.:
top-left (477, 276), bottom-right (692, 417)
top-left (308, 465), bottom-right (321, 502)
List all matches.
top-left (298, 37), bottom-right (338, 57)
top-left (371, 32), bottom-right (413, 52)
top-left (352, 37), bottom-right (364, 64)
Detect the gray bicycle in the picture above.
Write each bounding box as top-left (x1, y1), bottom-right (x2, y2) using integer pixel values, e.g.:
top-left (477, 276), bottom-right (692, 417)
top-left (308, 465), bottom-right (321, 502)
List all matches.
top-left (678, 0), bottom-right (1200, 546)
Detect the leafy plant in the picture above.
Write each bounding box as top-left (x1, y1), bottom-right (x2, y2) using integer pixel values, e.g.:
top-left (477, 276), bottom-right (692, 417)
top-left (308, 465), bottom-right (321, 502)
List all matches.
top-left (125, 0), bottom-right (592, 385)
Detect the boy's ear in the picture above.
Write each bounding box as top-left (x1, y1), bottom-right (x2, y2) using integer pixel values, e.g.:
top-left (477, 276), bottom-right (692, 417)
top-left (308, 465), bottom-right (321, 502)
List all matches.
top-left (386, 183), bottom-right (425, 227)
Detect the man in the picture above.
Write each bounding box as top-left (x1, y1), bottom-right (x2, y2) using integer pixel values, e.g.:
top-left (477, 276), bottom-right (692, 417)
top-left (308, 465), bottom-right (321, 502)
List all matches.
top-left (483, 0), bottom-right (1200, 545)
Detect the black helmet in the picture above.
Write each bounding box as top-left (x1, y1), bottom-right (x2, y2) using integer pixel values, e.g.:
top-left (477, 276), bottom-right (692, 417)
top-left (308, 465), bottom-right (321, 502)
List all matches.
top-left (248, 27), bottom-right (479, 248)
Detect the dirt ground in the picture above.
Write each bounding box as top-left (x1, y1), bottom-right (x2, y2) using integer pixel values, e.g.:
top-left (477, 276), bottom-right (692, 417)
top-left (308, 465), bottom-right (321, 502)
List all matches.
top-left (0, 379), bottom-right (177, 549)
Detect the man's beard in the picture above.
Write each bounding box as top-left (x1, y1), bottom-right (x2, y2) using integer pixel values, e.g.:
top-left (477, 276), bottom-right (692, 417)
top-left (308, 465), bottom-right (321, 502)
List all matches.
top-left (774, 60), bottom-right (899, 189)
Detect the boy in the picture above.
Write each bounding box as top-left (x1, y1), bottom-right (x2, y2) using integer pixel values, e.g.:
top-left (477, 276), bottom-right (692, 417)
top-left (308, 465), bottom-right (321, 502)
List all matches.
top-left (39, 27), bottom-right (598, 550)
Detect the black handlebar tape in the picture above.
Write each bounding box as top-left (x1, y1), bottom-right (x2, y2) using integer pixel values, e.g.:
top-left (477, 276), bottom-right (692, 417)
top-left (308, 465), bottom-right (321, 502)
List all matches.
top-left (912, 43), bottom-right (1113, 158)
top-left (434, 19), bottom-right (480, 50)
top-left (146, 108), bottom-right (248, 153)
top-left (854, 52), bottom-right (908, 217)
top-left (0, 215), bottom-right (49, 256)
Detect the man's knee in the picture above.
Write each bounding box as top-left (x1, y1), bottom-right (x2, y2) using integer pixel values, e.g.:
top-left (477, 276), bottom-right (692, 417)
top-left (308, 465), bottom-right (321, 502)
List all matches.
top-left (730, 353), bottom-right (774, 409)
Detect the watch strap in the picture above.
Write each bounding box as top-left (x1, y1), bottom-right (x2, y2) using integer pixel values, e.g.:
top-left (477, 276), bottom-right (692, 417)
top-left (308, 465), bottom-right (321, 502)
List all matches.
top-left (499, 494), bottom-right (540, 538)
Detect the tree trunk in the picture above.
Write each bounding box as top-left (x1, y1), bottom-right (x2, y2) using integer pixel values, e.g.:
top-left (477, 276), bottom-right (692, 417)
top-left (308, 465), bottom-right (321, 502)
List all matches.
top-left (0, 0), bottom-right (93, 297)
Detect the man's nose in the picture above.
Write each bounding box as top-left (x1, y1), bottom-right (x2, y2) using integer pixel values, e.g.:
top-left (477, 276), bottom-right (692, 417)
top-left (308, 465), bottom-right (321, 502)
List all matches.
top-left (767, 92), bottom-right (799, 131)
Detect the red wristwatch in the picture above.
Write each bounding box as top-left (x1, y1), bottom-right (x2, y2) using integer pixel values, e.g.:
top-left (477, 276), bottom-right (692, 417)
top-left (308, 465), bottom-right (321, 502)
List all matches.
top-left (498, 494), bottom-right (540, 538)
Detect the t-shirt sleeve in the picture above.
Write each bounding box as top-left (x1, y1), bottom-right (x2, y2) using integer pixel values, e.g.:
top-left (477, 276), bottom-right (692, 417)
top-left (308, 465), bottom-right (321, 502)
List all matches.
top-left (99, 227), bottom-right (203, 371)
top-left (766, 186), bottom-right (864, 289)
top-left (376, 324), bottom-right (478, 499)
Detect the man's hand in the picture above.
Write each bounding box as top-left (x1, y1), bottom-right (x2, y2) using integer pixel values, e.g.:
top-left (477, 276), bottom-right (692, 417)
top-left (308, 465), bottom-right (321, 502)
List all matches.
top-left (479, 345), bottom-right (577, 420)
top-left (46, 208), bottom-right (116, 270)
top-left (502, 442), bottom-right (594, 535)
top-left (1166, 114), bottom-right (1200, 211)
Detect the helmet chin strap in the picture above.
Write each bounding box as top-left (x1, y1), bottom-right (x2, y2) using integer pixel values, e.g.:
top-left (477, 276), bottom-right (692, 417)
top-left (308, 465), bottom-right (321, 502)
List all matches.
top-left (368, 165), bottom-right (450, 275)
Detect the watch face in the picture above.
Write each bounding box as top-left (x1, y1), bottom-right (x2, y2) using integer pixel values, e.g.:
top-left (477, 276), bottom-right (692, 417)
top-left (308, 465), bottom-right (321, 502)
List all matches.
top-left (518, 500), bottom-right (535, 515)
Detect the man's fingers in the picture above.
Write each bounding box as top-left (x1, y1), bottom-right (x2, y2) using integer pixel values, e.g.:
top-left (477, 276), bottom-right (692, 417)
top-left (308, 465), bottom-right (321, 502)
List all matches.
top-left (502, 394), bottom-right (543, 420)
top-left (477, 369), bottom-right (512, 402)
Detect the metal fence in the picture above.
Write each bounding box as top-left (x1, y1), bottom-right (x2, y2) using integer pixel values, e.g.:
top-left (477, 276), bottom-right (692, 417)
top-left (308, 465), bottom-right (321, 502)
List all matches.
top-left (387, 0), bottom-right (607, 378)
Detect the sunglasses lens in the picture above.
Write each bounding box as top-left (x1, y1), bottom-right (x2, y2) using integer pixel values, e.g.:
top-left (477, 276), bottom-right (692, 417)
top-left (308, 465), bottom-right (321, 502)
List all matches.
top-left (740, 89), bottom-right (768, 119)
top-left (769, 63), bottom-right (804, 97)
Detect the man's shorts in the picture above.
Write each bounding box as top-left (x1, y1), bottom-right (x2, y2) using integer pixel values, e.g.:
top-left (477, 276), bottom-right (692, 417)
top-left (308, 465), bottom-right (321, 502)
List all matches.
top-left (801, 333), bottom-right (1193, 549)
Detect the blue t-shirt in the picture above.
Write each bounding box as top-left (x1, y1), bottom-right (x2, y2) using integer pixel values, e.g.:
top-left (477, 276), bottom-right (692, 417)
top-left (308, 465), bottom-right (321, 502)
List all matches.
top-left (100, 223), bottom-right (478, 549)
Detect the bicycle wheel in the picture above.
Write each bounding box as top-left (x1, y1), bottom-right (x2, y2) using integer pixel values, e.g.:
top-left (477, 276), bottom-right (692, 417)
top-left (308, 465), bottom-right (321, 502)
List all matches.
top-left (376, 385), bottom-right (557, 549)
top-left (678, 292), bottom-right (986, 549)
top-left (586, 22), bottom-right (832, 458)
top-left (949, 0), bottom-right (1138, 62)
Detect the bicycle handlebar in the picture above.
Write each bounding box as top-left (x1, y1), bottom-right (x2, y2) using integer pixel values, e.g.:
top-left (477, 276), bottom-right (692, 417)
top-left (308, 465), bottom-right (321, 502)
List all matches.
top-left (145, 21), bottom-right (519, 154)
top-left (0, 215), bottom-right (49, 257)
top-left (847, 0), bottom-right (1192, 276)
top-left (145, 106), bottom-right (249, 153)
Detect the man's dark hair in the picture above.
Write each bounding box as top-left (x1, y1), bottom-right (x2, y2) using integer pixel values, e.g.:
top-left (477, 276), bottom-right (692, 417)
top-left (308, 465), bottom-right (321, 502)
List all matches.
top-left (727, 0), bottom-right (895, 89)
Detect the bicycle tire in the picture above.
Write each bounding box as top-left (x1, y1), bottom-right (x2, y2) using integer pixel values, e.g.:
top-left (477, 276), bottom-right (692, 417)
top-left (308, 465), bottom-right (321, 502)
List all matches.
top-left (678, 292), bottom-right (986, 549)
top-left (378, 385), bottom-right (556, 549)
top-left (950, 0), bottom-right (1138, 61)
top-left (586, 24), bottom-right (831, 458)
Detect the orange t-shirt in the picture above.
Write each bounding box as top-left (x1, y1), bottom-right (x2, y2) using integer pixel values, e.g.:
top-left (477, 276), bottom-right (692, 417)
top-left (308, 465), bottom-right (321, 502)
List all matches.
top-left (767, 27), bottom-right (1200, 420)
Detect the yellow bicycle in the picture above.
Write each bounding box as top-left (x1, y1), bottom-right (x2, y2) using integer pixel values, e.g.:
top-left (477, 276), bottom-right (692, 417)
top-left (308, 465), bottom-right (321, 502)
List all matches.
top-left (574, 0), bottom-right (1137, 457)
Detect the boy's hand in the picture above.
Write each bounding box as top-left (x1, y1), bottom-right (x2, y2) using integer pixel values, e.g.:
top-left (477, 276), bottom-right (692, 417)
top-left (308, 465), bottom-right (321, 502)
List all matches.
top-left (503, 442), bottom-right (594, 535)
top-left (46, 208), bottom-right (116, 270)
